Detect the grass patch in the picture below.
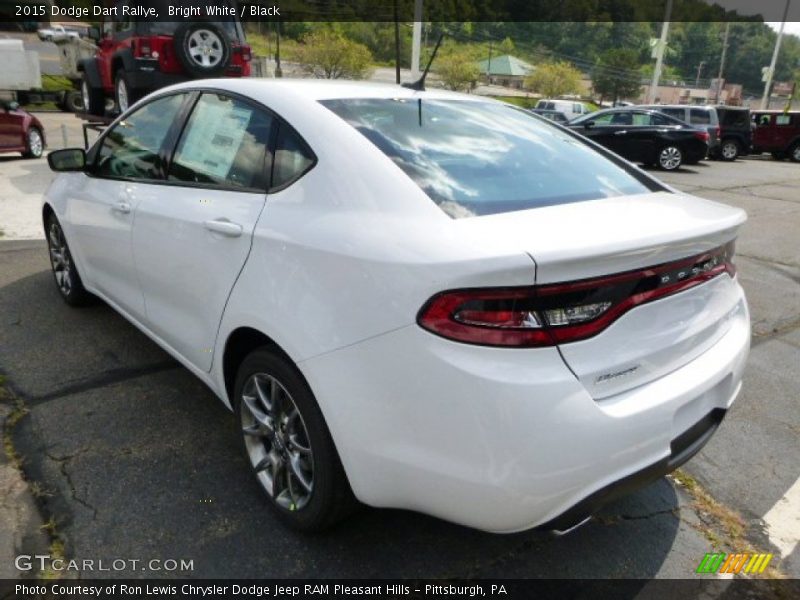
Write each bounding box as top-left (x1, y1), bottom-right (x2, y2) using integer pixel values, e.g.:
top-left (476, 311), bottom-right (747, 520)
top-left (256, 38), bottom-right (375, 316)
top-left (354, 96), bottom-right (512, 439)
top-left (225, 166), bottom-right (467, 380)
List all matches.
top-left (671, 470), bottom-right (786, 579)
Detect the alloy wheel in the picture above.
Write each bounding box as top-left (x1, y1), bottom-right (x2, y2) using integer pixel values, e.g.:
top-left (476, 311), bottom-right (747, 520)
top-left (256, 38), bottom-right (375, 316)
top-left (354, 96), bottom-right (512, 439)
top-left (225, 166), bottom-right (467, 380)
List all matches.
top-left (793, 145), bottom-right (800, 162)
top-left (27, 129), bottom-right (43, 158)
top-left (116, 78), bottom-right (129, 113)
top-left (240, 373), bottom-right (314, 511)
top-left (187, 29), bottom-right (224, 68)
top-left (659, 146), bottom-right (682, 170)
top-left (48, 221), bottom-right (72, 296)
top-left (721, 141), bottom-right (738, 160)
top-left (81, 80), bottom-right (90, 113)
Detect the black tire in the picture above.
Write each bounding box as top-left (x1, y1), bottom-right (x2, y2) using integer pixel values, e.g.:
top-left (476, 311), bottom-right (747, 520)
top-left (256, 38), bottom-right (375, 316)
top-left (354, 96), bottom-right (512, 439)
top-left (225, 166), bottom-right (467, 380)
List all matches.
top-left (174, 22), bottom-right (231, 78)
top-left (657, 144), bottom-right (683, 171)
top-left (45, 213), bottom-right (93, 306)
top-left (22, 127), bottom-right (43, 159)
top-left (114, 70), bottom-right (140, 114)
top-left (789, 143), bottom-right (800, 163)
top-left (81, 73), bottom-right (105, 116)
top-left (771, 151), bottom-right (786, 160)
top-left (234, 348), bottom-right (357, 532)
top-left (719, 139), bottom-right (740, 162)
top-left (64, 90), bottom-right (83, 113)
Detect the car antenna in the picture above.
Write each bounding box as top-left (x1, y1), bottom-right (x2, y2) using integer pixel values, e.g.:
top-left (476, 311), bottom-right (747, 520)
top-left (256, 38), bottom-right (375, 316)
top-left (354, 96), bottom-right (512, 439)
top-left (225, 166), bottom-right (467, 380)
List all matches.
top-left (402, 33), bottom-right (445, 92)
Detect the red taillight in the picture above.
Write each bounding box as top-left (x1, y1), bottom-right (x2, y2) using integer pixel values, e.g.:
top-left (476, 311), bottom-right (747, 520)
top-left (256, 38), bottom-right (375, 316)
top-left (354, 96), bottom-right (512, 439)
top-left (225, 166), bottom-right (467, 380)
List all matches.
top-left (694, 131), bottom-right (710, 142)
top-left (133, 37), bottom-right (153, 58)
top-left (417, 242), bottom-right (736, 348)
top-left (715, 126), bottom-right (721, 138)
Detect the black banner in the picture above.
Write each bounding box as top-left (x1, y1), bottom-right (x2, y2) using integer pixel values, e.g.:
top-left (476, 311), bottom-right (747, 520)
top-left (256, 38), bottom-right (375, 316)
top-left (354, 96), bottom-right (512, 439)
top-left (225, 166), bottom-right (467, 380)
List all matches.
top-left (1, 579), bottom-right (799, 600)
top-left (2, 0), bottom-right (800, 23)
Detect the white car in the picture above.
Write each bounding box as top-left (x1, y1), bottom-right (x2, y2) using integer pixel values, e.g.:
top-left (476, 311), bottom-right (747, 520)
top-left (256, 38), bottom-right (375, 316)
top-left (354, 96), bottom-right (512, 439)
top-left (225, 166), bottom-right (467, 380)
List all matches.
top-left (37, 25), bottom-right (81, 42)
top-left (43, 79), bottom-right (750, 533)
top-left (535, 98), bottom-right (592, 121)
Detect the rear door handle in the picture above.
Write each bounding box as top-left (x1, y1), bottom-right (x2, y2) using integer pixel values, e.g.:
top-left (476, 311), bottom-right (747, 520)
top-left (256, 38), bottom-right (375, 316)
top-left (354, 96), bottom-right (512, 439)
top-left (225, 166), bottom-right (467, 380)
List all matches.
top-left (204, 219), bottom-right (243, 238)
top-left (112, 201), bottom-right (131, 214)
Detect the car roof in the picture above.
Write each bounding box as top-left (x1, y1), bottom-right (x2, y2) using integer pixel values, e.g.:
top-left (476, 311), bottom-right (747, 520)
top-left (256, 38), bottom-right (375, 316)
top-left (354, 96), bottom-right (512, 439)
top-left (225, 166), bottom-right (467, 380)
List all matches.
top-left (161, 78), bottom-right (492, 104)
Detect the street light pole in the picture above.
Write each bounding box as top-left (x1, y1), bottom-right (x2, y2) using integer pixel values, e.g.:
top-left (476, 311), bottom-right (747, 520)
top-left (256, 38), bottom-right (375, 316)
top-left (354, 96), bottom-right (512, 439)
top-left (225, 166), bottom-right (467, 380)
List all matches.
top-left (761, 0), bottom-right (791, 109)
top-left (695, 60), bottom-right (706, 88)
top-left (411, 0), bottom-right (423, 80)
top-left (714, 22), bottom-right (730, 105)
top-left (647, 0), bottom-right (673, 104)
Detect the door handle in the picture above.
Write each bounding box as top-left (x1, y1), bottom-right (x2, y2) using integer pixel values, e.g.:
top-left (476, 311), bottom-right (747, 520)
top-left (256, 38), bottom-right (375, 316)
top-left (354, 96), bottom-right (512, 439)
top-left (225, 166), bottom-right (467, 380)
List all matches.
top-left (112, 201), bottom-right (131, 214)
top-left (613, 130), bottom-right (628, 135)
top-left (204, 219), bottom-right (243, 238)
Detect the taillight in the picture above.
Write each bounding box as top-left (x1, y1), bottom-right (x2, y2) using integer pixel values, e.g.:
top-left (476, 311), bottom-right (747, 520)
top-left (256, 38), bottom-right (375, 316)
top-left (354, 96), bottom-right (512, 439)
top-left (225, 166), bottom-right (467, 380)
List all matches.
top-left (694, 131), bottom-right (710, 142)
top-left (417, 242), bottom-right (736, 348)
top-left (134, 37), bottom-right (153, 58)
top-left (715, 126), bottom-right (721, 138)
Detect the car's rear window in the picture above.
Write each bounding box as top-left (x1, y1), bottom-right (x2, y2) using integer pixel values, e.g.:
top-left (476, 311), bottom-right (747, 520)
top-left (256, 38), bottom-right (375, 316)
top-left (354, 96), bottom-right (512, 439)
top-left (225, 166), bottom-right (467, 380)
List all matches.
top-left (321, 98), bottom-right (652, 218)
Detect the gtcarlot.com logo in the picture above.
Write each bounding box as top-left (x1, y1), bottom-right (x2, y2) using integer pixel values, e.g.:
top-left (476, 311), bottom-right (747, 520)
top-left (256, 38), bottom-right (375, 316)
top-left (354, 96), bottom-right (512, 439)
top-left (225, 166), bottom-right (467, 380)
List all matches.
top-left (696, 552), bottom-right (773, 575)
top-left (15, 554), bottom-right (194, 572)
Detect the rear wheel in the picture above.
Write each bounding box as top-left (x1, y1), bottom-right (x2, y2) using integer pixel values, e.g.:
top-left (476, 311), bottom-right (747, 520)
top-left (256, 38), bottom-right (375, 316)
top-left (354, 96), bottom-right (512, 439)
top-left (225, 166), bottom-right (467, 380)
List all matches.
top-left (658, 145), bottom-right (683, 171)
top-left (22, 127), bottom-right (43, 159)
top-left (790, 143), bottom-right (800, 163)
top-left (81, 73), bottom-right (105, 116)
top-left (234, 348), bottom-right (357, 531)
top-left (45, 213), bottom-right (92, 306)
top-left (719, 139), bottom-right (740, 161)
top-left (114, 70), bottom-right (139, 113)
top-left (771, 151), bottom-right (786, 160)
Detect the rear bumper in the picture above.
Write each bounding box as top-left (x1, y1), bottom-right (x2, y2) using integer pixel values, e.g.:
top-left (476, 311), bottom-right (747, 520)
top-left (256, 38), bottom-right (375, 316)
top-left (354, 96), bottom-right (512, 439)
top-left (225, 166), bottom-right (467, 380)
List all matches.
top-left (300, 284), bottom-right (749, 533)
top-left (127, 60), bottom-right (188, 91)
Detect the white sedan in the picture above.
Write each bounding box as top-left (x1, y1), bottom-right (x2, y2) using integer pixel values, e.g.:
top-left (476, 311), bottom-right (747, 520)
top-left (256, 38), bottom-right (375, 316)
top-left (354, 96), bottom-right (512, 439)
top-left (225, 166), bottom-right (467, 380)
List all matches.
top-left (43, 79), bottom-right (750, 533)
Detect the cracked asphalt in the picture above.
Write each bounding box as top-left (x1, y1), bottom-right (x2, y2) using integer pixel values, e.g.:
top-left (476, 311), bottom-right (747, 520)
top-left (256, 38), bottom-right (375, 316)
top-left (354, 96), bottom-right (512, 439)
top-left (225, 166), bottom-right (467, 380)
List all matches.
top-left (0, 115), bottom-right (798, 583)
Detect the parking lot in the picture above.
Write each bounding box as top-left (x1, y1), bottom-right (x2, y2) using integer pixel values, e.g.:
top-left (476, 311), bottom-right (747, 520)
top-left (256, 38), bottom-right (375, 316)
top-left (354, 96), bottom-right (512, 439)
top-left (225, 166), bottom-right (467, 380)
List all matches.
top-left (0, 112), bottom-right (798, 584)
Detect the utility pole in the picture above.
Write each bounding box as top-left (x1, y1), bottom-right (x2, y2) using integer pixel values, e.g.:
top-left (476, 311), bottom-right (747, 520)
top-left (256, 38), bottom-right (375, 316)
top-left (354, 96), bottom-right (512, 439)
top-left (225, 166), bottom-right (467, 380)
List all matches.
top-left (695, 60), bottom-right (706, 88)
top-left (394, 0), bottom-right (401, 84)
top-left (411, 0), bottom-right (423, 80)
top-left (761, 0), bottom-right (791, 109)
top-left (647, 0), bottom-right (673, 104)
top-left (275, 21), bottom-right (282, 78)
top-left (714, 22), bottom-right (730, 104)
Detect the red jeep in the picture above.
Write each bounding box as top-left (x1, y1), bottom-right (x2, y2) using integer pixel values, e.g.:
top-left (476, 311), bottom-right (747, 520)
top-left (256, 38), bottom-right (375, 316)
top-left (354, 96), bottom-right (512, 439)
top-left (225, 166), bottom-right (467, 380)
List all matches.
top-left (751, 111), bottom-right (800, 162)
top-left (79, 0), bottom-right (251, 116)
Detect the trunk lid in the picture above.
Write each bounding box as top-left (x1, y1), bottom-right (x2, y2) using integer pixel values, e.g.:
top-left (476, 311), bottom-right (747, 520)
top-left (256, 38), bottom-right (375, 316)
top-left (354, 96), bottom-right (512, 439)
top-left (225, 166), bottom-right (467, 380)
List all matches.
top-left (454, 191), bottom-right (747, 397)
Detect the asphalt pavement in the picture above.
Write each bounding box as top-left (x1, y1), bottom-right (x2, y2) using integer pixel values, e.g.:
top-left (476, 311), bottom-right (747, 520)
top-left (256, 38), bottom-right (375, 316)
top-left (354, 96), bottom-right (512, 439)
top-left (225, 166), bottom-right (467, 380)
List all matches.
top-left (0, 129), bottom-right (798, 584)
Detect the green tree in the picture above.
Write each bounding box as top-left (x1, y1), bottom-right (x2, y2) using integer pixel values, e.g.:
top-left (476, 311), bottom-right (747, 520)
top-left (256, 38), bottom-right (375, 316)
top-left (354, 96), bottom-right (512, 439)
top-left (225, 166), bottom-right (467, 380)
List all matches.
top-left (436, 50), bottom-right (480, 92)
top-left (296, 30), bottom-right (373, 80)
top-left (592, 48), bottom-right (643, 103)
top-left (523, 61), bottom-right (583, 98)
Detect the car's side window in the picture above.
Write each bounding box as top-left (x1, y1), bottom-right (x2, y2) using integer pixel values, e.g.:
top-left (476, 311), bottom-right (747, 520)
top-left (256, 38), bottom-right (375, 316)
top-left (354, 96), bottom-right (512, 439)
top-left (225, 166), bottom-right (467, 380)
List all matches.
top-left (590, 113), bottom-right (615, 125)
top-left (690, 109), bottom-right (711, 125)
top-left (775, 114), bottom-right (792, 126)
top-left (661, 108), bottom-right (684, 121)
top-left (93, 93), bottom-right (186, 181)
top-left (270, 123), bottom-right (315, 191)
top-left (169, 93), bottom-right (275, 191)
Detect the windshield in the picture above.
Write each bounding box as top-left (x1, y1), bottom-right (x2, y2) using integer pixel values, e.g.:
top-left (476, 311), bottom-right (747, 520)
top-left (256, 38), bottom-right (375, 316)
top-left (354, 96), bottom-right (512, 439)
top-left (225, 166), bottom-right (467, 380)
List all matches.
top-left (321, 98), bottom-right (653, 218)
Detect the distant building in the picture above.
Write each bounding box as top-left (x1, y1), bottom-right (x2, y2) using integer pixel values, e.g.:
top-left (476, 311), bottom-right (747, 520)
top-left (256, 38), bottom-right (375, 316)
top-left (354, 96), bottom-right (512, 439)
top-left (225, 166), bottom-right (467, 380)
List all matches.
top-left (476, 54), bottom-right (534, 89)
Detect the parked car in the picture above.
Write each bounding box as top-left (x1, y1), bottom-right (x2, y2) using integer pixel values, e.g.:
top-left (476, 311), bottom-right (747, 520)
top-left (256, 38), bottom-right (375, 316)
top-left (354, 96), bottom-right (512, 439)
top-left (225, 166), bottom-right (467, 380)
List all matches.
top-left (568, 108), bottom-right (709, 170)
top-left (529, 108), bottom-right (569, 124)
top-left (44, 80), bottom-right (748, 534)
top-left (535, 99), bottom-right (591, 121)
top-left (79, 0), bottom-right (252, 115)
top-left (0, 100), bottom-right (45, 158)
top-left (713, 106), bottom-right (752, 161)
top-left (639, 104), bottom-right (721, 158)
top-left (751, 111), bottom-right (800, 162)
top-left (37, 24), bottom-right (80, 42)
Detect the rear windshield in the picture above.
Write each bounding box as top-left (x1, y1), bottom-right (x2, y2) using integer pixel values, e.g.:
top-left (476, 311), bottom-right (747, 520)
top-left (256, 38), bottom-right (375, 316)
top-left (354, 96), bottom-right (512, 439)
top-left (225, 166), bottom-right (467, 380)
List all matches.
top-left (321, 98), bottom-right (652, 218)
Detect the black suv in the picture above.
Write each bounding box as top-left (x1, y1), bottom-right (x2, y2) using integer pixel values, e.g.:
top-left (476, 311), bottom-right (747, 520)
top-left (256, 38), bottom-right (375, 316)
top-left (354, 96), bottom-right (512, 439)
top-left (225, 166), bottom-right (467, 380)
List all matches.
top-left (714, 107), bottom-right (752, 161)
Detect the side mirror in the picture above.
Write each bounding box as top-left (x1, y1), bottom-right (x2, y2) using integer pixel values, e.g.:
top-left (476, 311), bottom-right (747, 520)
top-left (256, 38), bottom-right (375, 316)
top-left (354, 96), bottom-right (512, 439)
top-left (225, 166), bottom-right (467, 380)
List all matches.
top-left (48, 148), bottom-right (86, 172)
top-left (88, 26), bottom-right (100, 41)
top-left (584, 120), bottom-right (595, 129)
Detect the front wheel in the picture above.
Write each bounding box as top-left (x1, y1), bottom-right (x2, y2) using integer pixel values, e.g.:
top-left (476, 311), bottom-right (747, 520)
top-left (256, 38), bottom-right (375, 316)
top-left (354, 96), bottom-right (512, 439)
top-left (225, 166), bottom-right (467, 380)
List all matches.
top-left (658, 145), bottom-right (683, 171)
top-left (22, 127), bottom-right (43, 159)
top-left (719, 139), bottom-right (740, 161)
top-left (790, 143), bottom-right (800, 163)
top-left (234, 348), bottom-right (357, 531)
top-left (45, 214), bottom-right (92, 306)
